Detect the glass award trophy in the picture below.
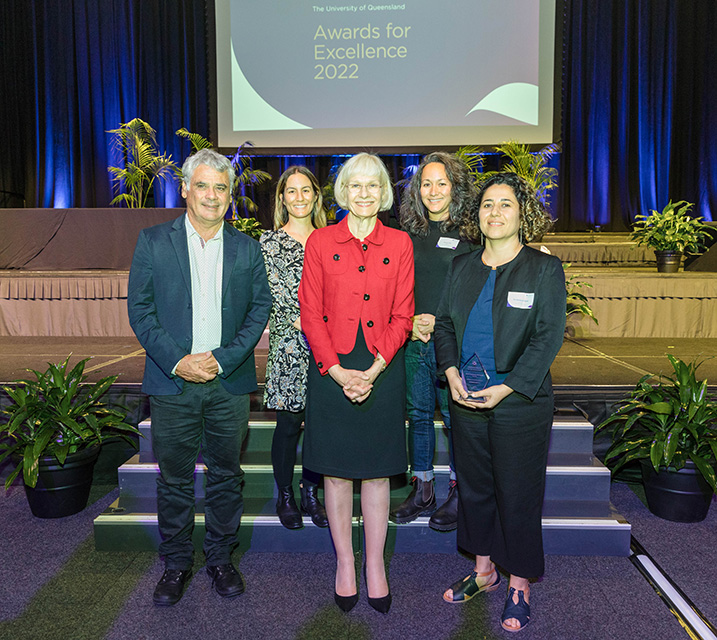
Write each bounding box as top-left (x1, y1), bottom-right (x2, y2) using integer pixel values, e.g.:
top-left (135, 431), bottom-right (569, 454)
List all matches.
top-left (460, 353), bottom-right (490, 403)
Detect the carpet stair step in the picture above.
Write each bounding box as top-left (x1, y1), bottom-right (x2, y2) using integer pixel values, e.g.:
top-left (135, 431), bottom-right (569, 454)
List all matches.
top-left (94, 495), bottom-right (344, 553)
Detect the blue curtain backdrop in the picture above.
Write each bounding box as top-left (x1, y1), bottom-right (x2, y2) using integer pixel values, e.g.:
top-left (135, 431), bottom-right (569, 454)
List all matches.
top-left (0, 0), bottom-right (714, 229)
top-left (0, 0), bottom-right (208, 208)
top-left (559, 0), bottom-right (716, 229)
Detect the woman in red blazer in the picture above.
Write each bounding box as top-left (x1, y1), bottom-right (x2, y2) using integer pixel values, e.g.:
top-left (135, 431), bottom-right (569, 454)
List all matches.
top-left (299, 153), bottom-right (414, 614)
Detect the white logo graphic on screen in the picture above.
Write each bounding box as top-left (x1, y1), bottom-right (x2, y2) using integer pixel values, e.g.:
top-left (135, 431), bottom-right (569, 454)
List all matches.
top-left (466, 83), bottom-right (539, 126)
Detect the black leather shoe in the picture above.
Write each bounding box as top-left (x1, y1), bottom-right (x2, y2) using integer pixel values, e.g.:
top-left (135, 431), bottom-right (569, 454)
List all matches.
top-left (389, 477), bottom-right (436, 524)
top-left (206, 563), bottom-right (245, 598)
top-left (429, 479), bottom-right (458, 531)
top-left (300, 482), bottom-right (329, 528)
top-left (276, 486), bottom-right (303, 529)
top-left (153, 569), bottom-right (192, 606)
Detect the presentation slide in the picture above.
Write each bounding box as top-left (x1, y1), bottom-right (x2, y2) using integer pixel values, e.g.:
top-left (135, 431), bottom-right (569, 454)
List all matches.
top-left (215, 0), bottom-right (557, 150)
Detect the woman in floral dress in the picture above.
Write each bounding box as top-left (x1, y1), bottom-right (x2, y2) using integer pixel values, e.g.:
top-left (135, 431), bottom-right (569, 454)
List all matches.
top-left (260, 166), bottom-right (328, 529)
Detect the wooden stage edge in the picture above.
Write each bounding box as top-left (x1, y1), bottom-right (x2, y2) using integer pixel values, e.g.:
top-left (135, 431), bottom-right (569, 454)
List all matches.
top-left (1, 267), bottom-right (717, 339)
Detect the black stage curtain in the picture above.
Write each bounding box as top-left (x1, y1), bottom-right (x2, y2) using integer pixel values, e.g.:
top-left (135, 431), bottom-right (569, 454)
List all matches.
top-left (0, 1), bottom-right (714, 231)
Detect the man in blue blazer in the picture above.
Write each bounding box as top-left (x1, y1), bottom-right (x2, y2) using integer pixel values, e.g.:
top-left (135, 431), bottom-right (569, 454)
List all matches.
top-left (128, 149), bottom-right (271, 606)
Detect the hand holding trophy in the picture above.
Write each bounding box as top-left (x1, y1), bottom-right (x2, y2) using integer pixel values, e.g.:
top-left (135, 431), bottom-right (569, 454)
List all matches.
top-left (460, 353), bottom-right (490, 403)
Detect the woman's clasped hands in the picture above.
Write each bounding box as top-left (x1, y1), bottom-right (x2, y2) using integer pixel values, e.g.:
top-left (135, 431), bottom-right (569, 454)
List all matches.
top-left (329, 354), bottom-right (386, 404)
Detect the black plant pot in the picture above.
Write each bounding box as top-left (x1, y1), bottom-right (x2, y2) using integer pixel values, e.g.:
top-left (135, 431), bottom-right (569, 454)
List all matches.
top-left (640, 460), bottom-right (714, 523)
top-left (23, 445), bottom-right (100, 519)
top-left (654, 250), bottom-right (682, 273)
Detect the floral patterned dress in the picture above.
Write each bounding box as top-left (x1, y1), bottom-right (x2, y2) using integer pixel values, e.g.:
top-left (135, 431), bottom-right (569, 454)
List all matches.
top-left (260, 229), bottom-right (309, 412)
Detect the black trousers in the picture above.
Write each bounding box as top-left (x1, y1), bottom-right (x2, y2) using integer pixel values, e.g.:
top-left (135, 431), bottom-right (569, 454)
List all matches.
top-left (450, 378), bottom-right (553, 579)
top-left (150, 378), bottom-right (249, 570)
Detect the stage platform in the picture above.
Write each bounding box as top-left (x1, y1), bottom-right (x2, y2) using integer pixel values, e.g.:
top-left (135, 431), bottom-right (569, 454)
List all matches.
top-left (565, 266), bottom-right (717, 338)
top-left (531, 232), bottom-right (655, 266)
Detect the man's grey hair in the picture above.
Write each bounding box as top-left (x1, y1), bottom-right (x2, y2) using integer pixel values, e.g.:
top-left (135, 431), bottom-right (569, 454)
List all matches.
top-left (181, 149), bottom-right (235, 187)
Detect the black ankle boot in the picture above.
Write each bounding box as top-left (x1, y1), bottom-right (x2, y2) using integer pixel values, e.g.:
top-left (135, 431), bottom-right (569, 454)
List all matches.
top-left (429, 479), bottom-right (458, 531)
top-left (276, 486), bottom-right (303, 529)
top-left (389, 477), bottom-right (436, 524)
top-left (300, 482), bottom-right (329, 528)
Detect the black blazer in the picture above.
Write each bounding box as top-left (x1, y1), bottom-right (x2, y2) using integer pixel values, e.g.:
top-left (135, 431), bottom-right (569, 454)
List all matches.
top-left (128, 215), bottom-right (272, 396)
top-left (434, 246), bottom-right (566, 401)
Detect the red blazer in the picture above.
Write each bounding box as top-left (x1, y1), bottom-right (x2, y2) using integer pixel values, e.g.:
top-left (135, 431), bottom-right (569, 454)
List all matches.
top-left (299, 217), bottom-right (414, 375)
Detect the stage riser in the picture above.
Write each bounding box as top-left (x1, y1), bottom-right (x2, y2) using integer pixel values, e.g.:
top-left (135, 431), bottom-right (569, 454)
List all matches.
top-left (565, 270), bottom-right (717, 339)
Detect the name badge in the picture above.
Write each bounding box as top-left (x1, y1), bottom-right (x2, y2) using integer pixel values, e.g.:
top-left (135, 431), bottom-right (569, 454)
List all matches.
top-left (507, 291), bottom-right (534, 309)
top-left (436, 237), bottom-right (459, 250)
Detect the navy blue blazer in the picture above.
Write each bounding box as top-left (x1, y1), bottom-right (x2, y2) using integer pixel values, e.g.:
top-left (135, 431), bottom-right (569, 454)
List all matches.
top-left (434, 246), bottom-right (566, 401)
top-left (128, 214), bottom-right (271, 396)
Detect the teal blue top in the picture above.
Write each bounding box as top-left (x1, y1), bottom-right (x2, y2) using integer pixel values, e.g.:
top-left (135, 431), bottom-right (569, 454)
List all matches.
top-left (460, 269), bottom-right (507, 387)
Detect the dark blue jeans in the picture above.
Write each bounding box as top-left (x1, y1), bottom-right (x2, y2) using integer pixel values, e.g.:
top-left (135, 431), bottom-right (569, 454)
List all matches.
top-left (150, 378), bottom-right (249, 570)
top-left (404, 339), bottom-right (455, 481)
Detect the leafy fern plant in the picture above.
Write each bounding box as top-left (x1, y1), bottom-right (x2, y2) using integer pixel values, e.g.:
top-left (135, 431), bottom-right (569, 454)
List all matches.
top-left (597, 355), bottom-right (717, 493)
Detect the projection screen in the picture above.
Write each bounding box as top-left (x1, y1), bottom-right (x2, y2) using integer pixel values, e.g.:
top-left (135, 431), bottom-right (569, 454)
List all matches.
top-left (215, 0), bottom-right (558, 151)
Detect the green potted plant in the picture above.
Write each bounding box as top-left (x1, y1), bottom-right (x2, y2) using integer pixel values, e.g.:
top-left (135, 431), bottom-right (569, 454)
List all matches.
top-left (597, 355), bottom-right (717, 522)
top-left (458, 141), bottom-right (559, 208)
top-left (630, 200), bottom-right (712, 272)
top-left (0, 356), bottom-right (141, 518)
top-left (108, 117), bottom-right (179, 208)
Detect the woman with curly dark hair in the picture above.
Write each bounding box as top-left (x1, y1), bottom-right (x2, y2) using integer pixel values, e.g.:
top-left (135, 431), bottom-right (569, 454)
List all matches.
top-left (390, 152), bottom-right (475, 532)
top-left (434, 172), bottom-right (565, 633)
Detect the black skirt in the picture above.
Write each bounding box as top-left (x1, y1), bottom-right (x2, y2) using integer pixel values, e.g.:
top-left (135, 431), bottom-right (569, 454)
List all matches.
top-left (304, 327), bottom-right (407, 479)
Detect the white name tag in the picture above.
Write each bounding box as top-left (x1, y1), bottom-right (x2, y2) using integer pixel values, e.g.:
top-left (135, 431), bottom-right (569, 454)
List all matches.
top-left (436, 237), bottom-right (459, 249)
top-left (507, 291), bottom-right (534, 309)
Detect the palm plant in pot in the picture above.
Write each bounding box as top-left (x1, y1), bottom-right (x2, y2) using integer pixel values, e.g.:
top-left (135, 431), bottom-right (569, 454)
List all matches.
top-left (597, 355), bottom-right (717, 522)
top-left (630, 200), bottom-right (712, 272)
top-left (0, 356), bottom-right (141, 518)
